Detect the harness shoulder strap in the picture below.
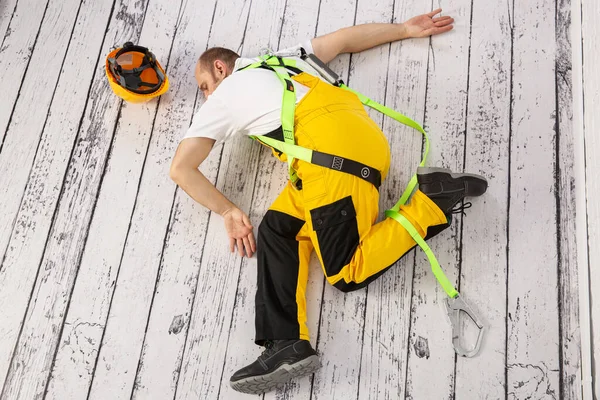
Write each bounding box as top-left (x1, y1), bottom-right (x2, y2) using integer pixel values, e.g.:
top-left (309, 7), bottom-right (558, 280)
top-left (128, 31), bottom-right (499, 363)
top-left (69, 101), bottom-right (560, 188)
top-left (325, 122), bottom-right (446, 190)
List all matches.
top-left (243, 56), bottom-right (300, 184)
top-left (243, 55), bottom-right (383, 188)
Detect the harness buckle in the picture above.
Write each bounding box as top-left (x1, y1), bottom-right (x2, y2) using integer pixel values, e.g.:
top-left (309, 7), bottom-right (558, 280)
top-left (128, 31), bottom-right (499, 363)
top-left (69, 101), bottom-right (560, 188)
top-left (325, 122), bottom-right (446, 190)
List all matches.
top-left (331, 156), bottom-right (344, 171)
top-left (444, 294), bottom-right (485, 357)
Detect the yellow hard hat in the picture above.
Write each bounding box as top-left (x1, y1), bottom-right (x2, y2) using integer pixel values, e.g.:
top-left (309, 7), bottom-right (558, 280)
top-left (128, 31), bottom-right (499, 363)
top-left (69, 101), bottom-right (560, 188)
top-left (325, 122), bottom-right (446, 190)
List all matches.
top-left (105, 42), bottom-right (169, 103)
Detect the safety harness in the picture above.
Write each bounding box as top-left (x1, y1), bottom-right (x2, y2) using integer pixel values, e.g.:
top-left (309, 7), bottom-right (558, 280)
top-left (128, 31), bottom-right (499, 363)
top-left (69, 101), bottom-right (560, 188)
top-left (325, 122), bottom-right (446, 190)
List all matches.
top-left (241, 52), bottom-right (484, 357)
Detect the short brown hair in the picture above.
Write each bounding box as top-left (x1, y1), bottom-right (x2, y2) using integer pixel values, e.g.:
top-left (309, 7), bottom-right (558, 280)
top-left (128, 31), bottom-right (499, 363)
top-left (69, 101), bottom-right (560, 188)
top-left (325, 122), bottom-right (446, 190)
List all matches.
top-left (198, 47), bottom-right (240, 72)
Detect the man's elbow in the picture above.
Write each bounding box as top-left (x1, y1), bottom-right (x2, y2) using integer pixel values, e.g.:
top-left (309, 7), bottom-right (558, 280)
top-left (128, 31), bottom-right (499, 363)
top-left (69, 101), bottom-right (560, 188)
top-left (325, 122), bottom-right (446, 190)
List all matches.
top-left (169, 163), bottom-right (184, 185)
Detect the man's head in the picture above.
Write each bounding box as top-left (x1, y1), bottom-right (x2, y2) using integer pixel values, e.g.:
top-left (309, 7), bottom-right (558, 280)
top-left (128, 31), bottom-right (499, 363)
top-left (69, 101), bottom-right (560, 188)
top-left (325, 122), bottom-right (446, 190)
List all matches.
top-left (195, 47), bottom-right (240, 97)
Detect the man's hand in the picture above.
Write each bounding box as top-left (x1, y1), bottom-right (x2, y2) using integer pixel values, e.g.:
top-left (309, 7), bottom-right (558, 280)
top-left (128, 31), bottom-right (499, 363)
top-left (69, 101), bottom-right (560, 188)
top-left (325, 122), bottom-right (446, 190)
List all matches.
top-left (222, 207), bottom-right (256, 258)
top-left (403, 8), bottom-right (454, 38)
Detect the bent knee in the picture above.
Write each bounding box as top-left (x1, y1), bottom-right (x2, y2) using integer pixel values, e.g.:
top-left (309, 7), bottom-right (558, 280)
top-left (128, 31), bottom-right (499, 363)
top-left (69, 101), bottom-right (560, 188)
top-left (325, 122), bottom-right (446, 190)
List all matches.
top-left (329, 277), bottom-right (365, 293)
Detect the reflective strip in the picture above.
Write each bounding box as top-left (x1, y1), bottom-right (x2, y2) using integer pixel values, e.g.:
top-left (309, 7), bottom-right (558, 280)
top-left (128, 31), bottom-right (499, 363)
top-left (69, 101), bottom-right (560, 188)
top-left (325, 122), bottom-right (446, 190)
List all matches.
top-left (252, 135), bottom-right (313, 162)
top-left (249, 56), bottom-right (300, 183)
top-left (385, 209), bottom-right (459, 299)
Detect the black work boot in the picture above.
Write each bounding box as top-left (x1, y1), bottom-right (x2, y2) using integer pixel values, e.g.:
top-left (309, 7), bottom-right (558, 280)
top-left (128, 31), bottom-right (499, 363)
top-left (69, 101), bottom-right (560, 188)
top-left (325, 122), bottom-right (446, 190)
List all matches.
top-left (230, 339), bottom-right (320, 394)
top-left (417, 167), bottom-right (488, 215)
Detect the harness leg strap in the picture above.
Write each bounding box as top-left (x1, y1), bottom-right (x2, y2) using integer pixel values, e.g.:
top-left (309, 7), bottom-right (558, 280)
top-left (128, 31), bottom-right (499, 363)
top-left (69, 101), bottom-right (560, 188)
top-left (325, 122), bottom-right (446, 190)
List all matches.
top-left (385, 208), bottom-right (485, 357)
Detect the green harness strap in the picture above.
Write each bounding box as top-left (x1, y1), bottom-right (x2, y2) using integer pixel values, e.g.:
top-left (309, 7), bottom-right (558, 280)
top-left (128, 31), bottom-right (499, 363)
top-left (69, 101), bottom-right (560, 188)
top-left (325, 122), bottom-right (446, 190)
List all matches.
top-left (243, 55), bottom-right (457, 299)
top-left (339, 84), bottom-right (458, 299)
top-left (247, 56), bottom-right (301, 184)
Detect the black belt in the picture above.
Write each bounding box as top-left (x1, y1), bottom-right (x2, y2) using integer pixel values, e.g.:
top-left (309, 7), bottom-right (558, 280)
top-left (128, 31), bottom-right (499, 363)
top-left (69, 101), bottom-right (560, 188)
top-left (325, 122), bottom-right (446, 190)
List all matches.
top-left (310, 151), bottom-right (382, 189)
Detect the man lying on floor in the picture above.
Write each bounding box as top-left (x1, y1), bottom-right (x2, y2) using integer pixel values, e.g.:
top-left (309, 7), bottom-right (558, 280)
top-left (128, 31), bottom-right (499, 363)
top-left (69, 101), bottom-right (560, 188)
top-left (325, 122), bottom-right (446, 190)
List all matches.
top-left (170, 8), bottom-right (487, 394)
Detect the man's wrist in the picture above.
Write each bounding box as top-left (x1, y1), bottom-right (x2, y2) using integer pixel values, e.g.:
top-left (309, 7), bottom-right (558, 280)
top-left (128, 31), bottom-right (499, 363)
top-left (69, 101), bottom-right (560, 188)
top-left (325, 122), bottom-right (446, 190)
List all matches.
top-left (220, 206), bottom-right (236, 217)
top-left (396, 23), bottom-right (410, 40)
top-left (219, 200), bottom-right (242, 217)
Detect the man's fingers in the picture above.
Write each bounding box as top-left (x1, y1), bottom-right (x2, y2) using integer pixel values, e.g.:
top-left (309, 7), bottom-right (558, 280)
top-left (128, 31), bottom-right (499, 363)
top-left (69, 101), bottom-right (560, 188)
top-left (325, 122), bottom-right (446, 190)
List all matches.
top-left (433, 25), bottom-right (454, 35)
top-left (433, 16), bottom-right (453, 23)
top-left (242, 237), bottom-right (253, 258)
top-left (427, 8), bottom-right (442, 17)
top-left (249, 232), bottom-right (256, 253)
top-left (229, 237), bottom-right (235, 253)
top-left (236, 238), bottom-right (245, 257)
top-left (434, 18), bottom-right (454, 27)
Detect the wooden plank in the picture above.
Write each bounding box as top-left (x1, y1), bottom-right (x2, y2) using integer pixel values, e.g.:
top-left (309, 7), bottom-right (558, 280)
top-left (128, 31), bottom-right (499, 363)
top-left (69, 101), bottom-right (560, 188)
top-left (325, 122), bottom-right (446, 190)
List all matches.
top-left (131, 160), bottom-right (221, 400)
top-left (582, 0), bottom-right (600, 397)
top-left (555, 0), bottom-right (582, 398)
top-left (506, 0), bottom-right (560, 398)
top-left (122, 6), bottom-right (218, 400)
top-left (403, 2), bottom-right (471, 399)
top-left (0, 0), bottom-right (18, 47)
top-left (45, 2), bottom-right (181, 400)
top-left (454, 0), bottom-right (511, 396)
top-left (263, 0), bottom-right (324, 397)
top-left (13, 5), bottom-right (114, 397)
top-left (573, 1), bottom-right (594, 397)
top-left (240, 0), bottom-right (286, 55)
top-left (0, 0), bottom-right (104, 391)
top-left (0, 0), bottom-right (149, 397)
top-left (82, 2), bottom-right (186, 399)
top-left (172, 1), bottom-right (264, 398)
top-left (0, 0), bottom-right (50, 149)
top-left (0, 0), bottom-right (82, 268)
top-left (124, 2), bottom-right (227, 399)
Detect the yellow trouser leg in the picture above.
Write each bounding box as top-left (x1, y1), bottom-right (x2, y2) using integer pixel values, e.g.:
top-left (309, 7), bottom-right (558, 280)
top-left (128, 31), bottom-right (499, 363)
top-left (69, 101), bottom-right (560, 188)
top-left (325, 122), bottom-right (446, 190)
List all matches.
top-left (255, 183), bottom-right (313, 343)
top-left (295, 232), bottom-right (312, 341)
top-left (310, 189), bottom-right (447, 289)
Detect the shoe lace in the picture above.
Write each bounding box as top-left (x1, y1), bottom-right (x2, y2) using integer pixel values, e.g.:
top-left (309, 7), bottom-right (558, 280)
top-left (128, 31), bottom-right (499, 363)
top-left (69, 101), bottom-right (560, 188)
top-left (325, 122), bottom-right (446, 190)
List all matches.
top-left (260, 340), bottom-right (277, 359)
top-left (450, 201), bottom-right (472, 216)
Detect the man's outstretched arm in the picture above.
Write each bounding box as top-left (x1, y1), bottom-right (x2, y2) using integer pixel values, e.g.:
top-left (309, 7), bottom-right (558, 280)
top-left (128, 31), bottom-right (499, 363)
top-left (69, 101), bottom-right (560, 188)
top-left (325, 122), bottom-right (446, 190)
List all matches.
top-left (312, 8), bottom-right (454, 63)
top-left (170, 137), bottom-right (256, 258)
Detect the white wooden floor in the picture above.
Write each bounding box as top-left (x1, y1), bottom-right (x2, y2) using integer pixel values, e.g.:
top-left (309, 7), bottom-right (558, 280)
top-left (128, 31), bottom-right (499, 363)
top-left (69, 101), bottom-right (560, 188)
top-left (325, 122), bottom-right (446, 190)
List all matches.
top-left (0, 0), bottom-right (597, 398)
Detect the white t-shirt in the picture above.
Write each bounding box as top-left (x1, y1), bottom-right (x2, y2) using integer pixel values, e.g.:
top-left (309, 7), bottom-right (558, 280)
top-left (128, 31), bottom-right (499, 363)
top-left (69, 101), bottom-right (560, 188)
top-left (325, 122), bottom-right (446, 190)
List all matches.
top-left (183, 40), bottom-right (323, 147)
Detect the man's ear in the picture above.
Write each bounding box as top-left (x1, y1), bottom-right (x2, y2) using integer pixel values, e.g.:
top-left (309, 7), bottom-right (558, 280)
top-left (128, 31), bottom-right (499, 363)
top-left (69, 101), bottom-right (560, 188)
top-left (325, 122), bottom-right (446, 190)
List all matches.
top-left (213, 59), bottom-right (228, 78)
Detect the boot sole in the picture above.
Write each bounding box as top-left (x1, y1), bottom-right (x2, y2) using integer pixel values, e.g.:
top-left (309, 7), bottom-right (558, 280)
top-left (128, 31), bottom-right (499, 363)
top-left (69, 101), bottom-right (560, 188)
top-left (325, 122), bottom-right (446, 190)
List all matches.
top-left (417, 167), bottom-right (487, 181)
top-left (417, 167), bottom-right (488, 197)
top-left (230, 354), bottom-right (321, 394)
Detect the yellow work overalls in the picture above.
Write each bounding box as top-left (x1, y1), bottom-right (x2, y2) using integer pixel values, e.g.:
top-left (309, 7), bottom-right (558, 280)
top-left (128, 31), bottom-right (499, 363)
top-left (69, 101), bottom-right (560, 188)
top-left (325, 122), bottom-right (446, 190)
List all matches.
top-left (254, 73), bottom-right (447, 344)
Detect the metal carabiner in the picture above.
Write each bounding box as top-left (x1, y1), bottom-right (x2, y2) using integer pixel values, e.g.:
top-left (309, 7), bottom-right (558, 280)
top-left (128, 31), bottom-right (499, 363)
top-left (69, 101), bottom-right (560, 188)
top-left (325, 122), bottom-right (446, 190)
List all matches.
top-left (444, 294), bottom-right (485, 357)
top-left (258, 47), bottom-right (275, 58)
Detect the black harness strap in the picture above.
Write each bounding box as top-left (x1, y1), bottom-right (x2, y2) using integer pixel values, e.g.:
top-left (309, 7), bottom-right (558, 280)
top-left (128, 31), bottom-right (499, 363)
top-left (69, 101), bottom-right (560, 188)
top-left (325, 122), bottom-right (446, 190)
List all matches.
top-left (311, 151), bottom-right (382, 189)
